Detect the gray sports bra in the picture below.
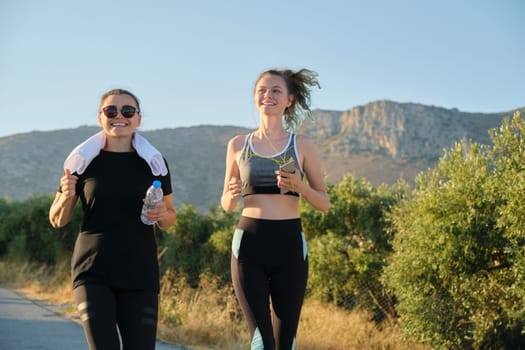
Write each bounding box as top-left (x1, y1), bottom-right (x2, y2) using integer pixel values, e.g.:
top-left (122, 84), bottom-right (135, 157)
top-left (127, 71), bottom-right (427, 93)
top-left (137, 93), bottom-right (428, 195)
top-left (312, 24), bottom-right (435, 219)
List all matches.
top-left (238, 132), bottom-right (304, 197)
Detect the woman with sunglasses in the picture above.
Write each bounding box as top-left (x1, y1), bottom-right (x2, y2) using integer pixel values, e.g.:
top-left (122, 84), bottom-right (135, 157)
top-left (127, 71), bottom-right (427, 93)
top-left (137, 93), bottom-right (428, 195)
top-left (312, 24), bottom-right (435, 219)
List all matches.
top-left (221, 68), bottom-right (330, 349)
top-left (49, 88), bottom-right (176, 350)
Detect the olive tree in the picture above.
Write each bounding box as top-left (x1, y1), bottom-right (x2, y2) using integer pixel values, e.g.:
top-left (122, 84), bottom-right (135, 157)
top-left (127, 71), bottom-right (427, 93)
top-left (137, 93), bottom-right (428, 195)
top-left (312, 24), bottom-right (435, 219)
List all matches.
top-left (385, 112), bottom-right (525, 349)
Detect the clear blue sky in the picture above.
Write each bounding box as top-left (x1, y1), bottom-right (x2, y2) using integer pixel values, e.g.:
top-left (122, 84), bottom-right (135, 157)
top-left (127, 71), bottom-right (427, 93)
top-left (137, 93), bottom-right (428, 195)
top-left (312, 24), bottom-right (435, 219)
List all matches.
top-left (1, 0), bottom-right (523, 138)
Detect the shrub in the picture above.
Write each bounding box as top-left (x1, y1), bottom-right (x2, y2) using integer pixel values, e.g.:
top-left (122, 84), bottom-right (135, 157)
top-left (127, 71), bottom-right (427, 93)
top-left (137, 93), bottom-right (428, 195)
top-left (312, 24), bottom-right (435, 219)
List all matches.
top-left (304, 175), bottom-right (406, 321)
top-left (385, 112), bottom-right (525, 349)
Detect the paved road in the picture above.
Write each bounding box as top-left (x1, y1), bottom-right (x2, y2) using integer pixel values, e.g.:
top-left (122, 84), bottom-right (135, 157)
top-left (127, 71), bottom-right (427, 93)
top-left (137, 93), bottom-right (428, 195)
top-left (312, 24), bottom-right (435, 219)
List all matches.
top-left (0, 286), bottom-right (190, 350)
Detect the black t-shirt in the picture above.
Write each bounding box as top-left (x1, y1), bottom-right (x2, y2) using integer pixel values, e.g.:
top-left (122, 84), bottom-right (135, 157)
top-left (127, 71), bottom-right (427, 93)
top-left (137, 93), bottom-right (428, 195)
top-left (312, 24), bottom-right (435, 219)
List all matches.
top-left (70, 150), bottom-right (172, 292)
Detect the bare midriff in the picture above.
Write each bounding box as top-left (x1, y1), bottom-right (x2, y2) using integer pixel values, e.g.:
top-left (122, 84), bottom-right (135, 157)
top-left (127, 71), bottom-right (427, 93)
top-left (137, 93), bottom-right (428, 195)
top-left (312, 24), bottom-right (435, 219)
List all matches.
top-left (242, 194), bottom-right (300, 220)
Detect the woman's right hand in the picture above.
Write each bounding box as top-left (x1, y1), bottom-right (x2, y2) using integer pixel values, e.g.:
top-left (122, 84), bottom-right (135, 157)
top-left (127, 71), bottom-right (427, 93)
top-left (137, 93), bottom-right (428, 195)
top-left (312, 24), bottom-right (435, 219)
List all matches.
top-left (60, 169), bottom-right (78, 199)
top-left (227, 177), bottom-right (242, 199)
top-left (49, 168), bottom-right (79, 228)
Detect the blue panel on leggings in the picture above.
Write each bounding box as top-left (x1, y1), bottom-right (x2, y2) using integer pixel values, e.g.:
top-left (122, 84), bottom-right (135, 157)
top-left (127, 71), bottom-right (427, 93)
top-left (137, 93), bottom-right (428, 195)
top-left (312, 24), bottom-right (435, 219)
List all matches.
top-left (300, 232), bottom-right (308, 260)
top-left (251, 327), bottom-right (264, 350)
top-left (232, 228), bottom-right (244, 259)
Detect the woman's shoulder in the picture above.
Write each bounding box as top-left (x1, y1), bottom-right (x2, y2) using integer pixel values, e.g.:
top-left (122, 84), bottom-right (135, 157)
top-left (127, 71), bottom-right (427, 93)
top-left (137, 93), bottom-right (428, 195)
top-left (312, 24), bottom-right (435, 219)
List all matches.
top-left (293, 133), bottom-right (319, 156)
top-left (228, 132), bottom-right (251, 148)
top-left (293, 133), bottom-right (314, 145)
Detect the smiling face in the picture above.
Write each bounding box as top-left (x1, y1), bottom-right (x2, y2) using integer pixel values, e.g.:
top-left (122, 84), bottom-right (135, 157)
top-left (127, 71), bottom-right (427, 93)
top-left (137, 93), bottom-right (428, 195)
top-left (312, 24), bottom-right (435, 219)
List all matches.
top-left (254, 73), bottom-right (294, 117)
top-left (98, 93), bottom-right (141, 137)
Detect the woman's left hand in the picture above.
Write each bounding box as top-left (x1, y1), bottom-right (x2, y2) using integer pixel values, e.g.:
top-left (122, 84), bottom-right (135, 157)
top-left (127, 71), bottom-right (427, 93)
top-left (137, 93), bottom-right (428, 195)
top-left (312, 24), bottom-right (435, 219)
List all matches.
top-left (275, 168), bottom-right (301, 194)
top-left (146, 201), bottom-right (168, 222)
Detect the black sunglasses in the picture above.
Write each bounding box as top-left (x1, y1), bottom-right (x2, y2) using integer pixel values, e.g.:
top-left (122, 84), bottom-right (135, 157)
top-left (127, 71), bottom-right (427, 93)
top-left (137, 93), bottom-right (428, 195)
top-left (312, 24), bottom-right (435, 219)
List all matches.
top-left (101, 105), bottom-right (139, 119)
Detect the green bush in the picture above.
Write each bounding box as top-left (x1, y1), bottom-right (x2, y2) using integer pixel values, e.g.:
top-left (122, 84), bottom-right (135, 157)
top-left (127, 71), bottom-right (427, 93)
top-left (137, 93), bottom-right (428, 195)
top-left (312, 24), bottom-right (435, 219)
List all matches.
top-left (0, 197), bottom-right (14, 256)
top-left (385, 112), bottom-right (525, 349)
top-left (161, 204), bottom-right (214, 286)
top-left (0, 194), bottom-right (79, 264)
top-left (160, 204), bottom-right (238, 286)
top-left (304, 175), bottom-right (406, 321)
top-left (201, 206), bottom-right (239, 284)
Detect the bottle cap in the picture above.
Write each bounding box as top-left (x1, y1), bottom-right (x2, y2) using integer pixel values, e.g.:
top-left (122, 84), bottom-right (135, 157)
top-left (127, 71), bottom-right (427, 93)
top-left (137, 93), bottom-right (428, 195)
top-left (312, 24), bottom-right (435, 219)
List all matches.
top-left (153, 180), bottom-right (161, 188)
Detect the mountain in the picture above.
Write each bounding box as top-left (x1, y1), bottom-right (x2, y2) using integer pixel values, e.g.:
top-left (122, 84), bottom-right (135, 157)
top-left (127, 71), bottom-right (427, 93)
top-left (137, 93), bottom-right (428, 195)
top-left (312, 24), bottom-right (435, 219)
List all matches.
top-left (298, 100), bottom-right (521, 186)
top-left (1, 100), bottom-right (521, 211)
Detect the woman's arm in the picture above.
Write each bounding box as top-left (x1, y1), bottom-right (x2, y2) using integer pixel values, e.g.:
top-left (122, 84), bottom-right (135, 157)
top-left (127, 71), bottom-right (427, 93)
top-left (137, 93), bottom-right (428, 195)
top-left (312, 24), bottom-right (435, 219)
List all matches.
top-left (295, 135), bottom-right (331, 213)
top-left (221, 136), bottom-right (243, 212)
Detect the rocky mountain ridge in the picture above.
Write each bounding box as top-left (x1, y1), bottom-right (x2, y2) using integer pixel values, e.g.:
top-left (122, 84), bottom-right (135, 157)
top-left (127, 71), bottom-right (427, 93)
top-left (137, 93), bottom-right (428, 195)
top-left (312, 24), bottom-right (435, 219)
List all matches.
top-left (303, 100), bottom-right (504, 158)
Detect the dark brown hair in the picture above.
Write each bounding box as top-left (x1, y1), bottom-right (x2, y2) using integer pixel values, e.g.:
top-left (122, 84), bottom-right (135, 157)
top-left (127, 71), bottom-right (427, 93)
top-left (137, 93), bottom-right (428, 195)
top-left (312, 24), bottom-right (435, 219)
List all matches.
top-left (99, 88), bottom-right (141, 112)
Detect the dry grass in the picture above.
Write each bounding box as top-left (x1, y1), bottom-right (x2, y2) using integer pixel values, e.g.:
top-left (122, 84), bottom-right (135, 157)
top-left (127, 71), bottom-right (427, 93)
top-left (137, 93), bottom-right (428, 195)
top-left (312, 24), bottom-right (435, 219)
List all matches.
top-left (0, 259), bottom-right (77, 316)
top-left (157, 270), bottom-right (430, 350)
top-left (297, 299), bottom-right (428, 350)
top-left (157, 270), bottom-right (249, 349)
top-left (0, 259), bottom-right (430, 350)
top-left (0, 258), bottom-right (70, 298)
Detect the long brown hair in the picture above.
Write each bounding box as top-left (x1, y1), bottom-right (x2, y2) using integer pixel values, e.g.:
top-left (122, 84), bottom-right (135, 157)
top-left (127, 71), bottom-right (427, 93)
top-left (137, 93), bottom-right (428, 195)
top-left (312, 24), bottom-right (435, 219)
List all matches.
top-left (255, 68), bottom-right (320, 130)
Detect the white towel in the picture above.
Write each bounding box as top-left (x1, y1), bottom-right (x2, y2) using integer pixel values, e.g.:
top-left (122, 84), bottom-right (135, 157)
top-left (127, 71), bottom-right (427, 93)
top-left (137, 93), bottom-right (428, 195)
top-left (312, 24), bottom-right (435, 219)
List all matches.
top-left (63, 131), bottom-right (168, 176)
top-left (132, 133), bottom-right (168, 176)
top-left (63, 131), bottom-right (105, 175)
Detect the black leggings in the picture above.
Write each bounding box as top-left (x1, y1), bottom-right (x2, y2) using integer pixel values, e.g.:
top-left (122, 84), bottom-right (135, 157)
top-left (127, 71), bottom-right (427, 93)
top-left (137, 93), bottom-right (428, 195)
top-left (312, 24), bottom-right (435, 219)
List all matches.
top-left (73, 284), bottom-right (158, 350)
top-left (231, 216), bottom-right (308, 350)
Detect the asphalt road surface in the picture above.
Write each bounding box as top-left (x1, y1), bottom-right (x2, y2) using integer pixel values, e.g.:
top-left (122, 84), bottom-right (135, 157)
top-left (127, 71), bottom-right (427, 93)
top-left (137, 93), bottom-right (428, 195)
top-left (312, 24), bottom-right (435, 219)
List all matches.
top-left (0, 286), bottom-right (190, 350)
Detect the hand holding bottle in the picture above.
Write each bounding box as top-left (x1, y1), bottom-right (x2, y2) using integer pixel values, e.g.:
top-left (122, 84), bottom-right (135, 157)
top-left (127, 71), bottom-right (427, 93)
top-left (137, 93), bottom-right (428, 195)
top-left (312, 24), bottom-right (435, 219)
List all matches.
top-left (141, 180), bottom-right (164, 225)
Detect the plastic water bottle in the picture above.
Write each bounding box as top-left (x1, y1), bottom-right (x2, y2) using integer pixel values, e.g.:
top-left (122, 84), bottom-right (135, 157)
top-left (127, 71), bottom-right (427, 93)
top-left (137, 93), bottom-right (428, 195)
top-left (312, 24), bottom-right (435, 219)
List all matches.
top-left (141, 180), bottom-right (163, 225)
